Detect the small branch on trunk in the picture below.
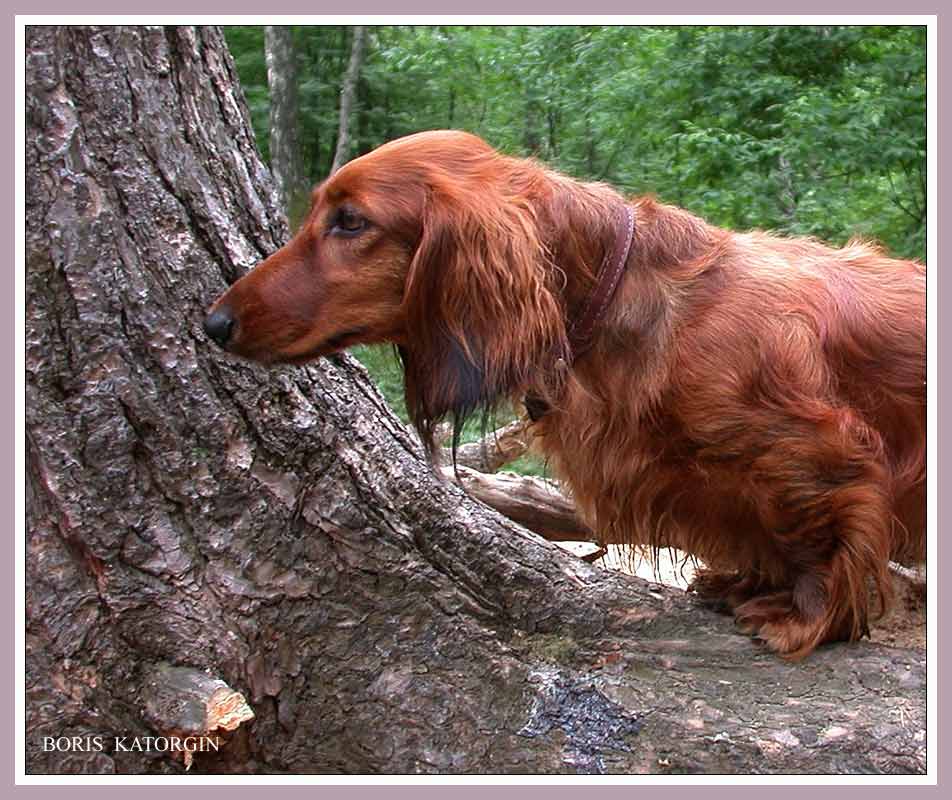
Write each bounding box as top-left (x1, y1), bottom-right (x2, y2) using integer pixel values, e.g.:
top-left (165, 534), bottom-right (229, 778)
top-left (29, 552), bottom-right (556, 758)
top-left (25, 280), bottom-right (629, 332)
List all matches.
top-left (141, 663), bottom-right (255, 770)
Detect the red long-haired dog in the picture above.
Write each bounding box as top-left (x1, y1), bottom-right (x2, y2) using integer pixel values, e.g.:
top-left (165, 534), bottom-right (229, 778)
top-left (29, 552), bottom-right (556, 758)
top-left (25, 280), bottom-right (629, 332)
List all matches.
top-left (205, 130), bottom-right (926, 659)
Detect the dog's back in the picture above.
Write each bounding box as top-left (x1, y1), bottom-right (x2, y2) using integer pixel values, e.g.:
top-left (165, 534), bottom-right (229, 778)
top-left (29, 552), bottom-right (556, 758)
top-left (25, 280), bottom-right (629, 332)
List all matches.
top-left (666, 229), bottom-right (926, 568)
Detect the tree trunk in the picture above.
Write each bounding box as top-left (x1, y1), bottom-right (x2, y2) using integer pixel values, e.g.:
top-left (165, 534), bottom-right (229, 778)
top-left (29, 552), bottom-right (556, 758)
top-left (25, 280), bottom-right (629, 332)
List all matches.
top-left (25, 25), bottom-right (926, 776)
top-left (330, 26), bottom-right (366, 175)
top-left (264, 25), bottom-right (303, 213)
top-left (776, 152), bottom-right (799, 226)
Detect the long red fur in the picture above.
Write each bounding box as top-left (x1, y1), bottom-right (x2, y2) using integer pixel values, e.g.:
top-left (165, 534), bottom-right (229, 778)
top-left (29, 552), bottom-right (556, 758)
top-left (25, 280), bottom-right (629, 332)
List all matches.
top-left (207, 130), bottom-right (926, 659)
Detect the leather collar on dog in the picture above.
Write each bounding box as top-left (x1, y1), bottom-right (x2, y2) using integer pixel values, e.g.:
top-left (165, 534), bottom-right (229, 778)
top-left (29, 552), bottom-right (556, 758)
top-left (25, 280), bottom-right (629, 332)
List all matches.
top-left (524, 203), bottom-right (635, 421)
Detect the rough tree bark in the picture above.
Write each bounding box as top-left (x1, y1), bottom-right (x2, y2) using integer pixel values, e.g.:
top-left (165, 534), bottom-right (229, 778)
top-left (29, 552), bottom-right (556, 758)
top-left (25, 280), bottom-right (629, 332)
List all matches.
top-left (24, 25), bottom-right (926, 776)
top-left (330, 26), bottom-right (366, 175)
top-left (264, 25), bottom-right (303, 213)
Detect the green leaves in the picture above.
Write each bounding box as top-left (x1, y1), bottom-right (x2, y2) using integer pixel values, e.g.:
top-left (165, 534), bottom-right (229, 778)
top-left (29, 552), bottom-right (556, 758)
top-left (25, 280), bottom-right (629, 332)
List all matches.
top-left (224, 24), bottom-right (925, 260)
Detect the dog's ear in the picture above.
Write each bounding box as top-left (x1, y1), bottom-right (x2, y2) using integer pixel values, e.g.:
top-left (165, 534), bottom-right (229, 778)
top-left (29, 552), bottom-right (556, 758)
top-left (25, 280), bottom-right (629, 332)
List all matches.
top-left (401, 188), bottom-right (567, 454)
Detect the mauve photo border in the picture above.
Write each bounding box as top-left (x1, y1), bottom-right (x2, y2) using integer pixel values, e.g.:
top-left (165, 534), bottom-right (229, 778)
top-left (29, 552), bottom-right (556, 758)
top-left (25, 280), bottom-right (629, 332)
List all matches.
top-left (6, 2), bottom-right (945, 795)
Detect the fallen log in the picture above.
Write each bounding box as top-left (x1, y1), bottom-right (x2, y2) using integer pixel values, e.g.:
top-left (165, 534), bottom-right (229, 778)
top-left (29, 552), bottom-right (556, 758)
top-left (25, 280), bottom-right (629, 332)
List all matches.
top-left (442, 463), bottom-right (595, 543)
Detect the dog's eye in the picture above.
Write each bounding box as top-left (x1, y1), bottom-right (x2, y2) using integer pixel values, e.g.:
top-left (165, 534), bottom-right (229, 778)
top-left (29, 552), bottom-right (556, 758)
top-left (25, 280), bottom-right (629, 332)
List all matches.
top-left (330, 207), bottom-right (367, 237)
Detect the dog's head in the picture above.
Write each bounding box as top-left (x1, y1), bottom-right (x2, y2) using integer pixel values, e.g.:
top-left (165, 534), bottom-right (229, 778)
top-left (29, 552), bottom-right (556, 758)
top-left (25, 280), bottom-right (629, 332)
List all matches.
top-left (205, 130), bottom-right (618, 448)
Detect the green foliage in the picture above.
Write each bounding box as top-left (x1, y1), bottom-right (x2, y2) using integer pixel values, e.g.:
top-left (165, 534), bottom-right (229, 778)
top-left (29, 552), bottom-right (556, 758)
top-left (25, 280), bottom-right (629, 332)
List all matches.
top-left (224, 27), bottom-right (270, 161)
top-left (351, 344), bottom-right (408, 423)
top-left (351, 344), bottom-right (544, 475)
top-left (224, 24), bottom-right (927, 474)
top-left (226, 24), bottom-right (925, 257)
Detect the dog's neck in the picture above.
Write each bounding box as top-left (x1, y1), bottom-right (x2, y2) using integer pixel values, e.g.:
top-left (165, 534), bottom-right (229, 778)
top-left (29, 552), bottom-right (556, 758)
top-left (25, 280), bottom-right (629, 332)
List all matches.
top-left (524, 186), bottom-right (635, 420)
top-left (563, 202), bottom-right (635, 362)
top-left (523, 189), bottom-right (725, 421)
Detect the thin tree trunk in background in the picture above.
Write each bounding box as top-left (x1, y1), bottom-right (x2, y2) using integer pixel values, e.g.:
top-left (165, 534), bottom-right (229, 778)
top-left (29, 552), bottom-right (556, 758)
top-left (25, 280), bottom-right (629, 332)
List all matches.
top-left (523, 93), bottom-right (542, 156)
top-left (331, 26), bottom-right (367, 174)
top-left (264, 25), bottom-right (302, 213)
top-left (355, 70), bottom-right (369, 158)
top-left (777, 152), bottom-right (799, 226)
top-left (24, 24), bottom-right (926, 776)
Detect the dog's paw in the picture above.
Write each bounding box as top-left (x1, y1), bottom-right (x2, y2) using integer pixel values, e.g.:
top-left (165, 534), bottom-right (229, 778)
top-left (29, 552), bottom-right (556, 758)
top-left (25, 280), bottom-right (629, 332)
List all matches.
top-left (690, 569), bottom-right (768, 614)
top-left (733, 590), bottom-right (847, 659)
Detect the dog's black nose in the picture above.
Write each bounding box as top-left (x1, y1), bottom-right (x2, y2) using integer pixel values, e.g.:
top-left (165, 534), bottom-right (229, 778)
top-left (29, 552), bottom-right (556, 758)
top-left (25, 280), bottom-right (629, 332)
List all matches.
top-left (203, 306), bottom-right (236, 348)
